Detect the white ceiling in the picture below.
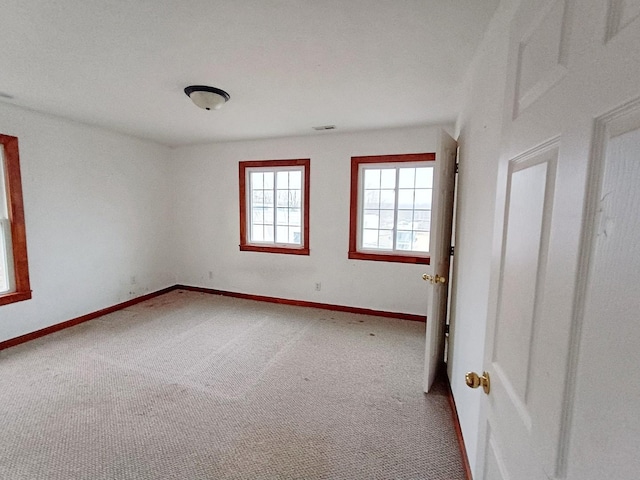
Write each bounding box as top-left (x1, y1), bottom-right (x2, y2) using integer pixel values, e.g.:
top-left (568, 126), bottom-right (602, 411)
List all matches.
top-left (0, 1), bottom-right (498, 147)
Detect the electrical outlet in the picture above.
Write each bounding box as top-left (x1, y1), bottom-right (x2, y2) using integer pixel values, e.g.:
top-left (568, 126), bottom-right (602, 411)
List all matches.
top-left (315, 282), bottom-right (321, 291)
top-left (208, 271), bottom-right (213, 279)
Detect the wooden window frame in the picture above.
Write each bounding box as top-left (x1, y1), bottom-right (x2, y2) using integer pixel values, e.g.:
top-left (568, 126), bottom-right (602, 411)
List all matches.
top-left (348, 153), bottom-right (434, 265)
top-left (0, 134), bottom-right (31, 306)
top-left (239, 158), bottom-right (310, 255)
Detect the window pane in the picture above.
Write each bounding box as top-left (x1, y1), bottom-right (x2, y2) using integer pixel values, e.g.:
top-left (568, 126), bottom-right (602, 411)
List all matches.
top-left (398, 189), bottom-right (414, 209)
top-left (380, 190), bottom-right (395, 209)
top-left (398, 168), bottom-right (415, 188)
top-left (289, 190), bottom-right (301, 207)
top-left (396, 210), bottom-right (413, 230)
top-left (264, 225), bottom-right (274, 242)
top-left (0, 143), bottom-right (26, 297)
top-left (380, 169), bottom-right (396, 188)
top-left (363, 229), bottom-right (379, 248)
top-left (363, 210), bottom-right (379, 229)
top-left (264, 171), bottom-right (274, 189)
top-left (414, 210), bottom-right (431, 231)
top-left (0, 222), bottom-right (8, 293)
top-left (289, 227), bottom-right (301, 244)
top-left (0, 150), bottom-right (8, 217)
top-left (396, 231), bottom-right (412, 250)
top-left (413, 232), bottom-right (430, 252)
top-left (252, 190), bottom-right (264, 206)
top-left (289, 170), bottom-right (302, 189)
top-left (252, 225), bottom-right (264, 242)
top-left (415, 167), bottom-right (433, 188)
top-left (364, 190), bottom-right (380, 209)
top-left (415, 189), bottom-right (432, 209)
top-left (276, 171), bottom-right (289, 188)
top-left (276, 226), bottom-right (288, 243)
top-left (248, 169), bottom-right (303, 246)
top-left (276, 208), bottom-right (288, 225)
top-left (251, 172), bottom-right (264, 189)
top-left (379, 210), bottom-right (394, 229)
top-left (378, 230), bottom-right (393, 249)
top-left (364, 169), bottom-right (380, 188)
top-left (263, 208), bottom-right (274, 225)
top-left (277, 191), bottom-right (288, 207)
top-left (289, 209), bottom-right (301, 227)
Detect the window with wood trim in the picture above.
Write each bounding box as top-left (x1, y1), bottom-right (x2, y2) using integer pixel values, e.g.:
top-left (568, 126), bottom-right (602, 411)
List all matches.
top-left (0, 134), bottom-right (31, 306)
top-left (349, 153), bottom-right (434, 264)
top-left (239, 159), bottom-right (310, 255)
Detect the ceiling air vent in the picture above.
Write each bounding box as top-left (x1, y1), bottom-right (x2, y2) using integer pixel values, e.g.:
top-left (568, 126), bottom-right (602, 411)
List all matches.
top-left (312, 125), bottom-right (336, 131)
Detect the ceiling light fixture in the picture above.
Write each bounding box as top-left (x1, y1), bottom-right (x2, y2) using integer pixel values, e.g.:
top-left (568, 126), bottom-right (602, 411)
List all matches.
top-left (184, 85), bottom-right (230, 111)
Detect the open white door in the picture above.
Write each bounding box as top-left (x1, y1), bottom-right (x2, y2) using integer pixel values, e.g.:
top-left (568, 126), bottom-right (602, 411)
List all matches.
top-left (472, 2), bottom-right (640, 479)
top-left (423, 129), bottom-right (457, 393)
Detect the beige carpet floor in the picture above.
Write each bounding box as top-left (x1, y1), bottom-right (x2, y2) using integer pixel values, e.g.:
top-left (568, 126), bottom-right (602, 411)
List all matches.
top-left (0, 290), bottom-right (465, 479)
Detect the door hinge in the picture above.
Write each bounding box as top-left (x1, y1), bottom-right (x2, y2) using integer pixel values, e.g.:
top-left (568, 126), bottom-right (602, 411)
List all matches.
top-left (455, 162), bottom-right (459, 174)
top-left (445, 324), bottom-right (450, 335)
top-left (450, 246), bottom-right (455, 256)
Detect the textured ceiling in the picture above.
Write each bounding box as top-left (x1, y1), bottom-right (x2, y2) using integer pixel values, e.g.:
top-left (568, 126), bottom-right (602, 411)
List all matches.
top-left (0, 1), bottom-right (499, 146)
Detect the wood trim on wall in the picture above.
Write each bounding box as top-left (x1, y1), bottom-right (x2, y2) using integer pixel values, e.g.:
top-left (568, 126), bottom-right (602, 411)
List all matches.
top-left (0, 286), bottom-right (176, 351)
top-left (176, 284), bottom-right (426, 322)
top-left (445, 372), bottom-right (474, 480)
top-left (239, 245), bottom-right (310, 255)
top-left (0, 134), bottom-right (31, 306)
top-left (347, 251), bottom-right (431, 264)
top-left (350, 153), bottom-right (436, 165)
top-left (0, 284), bottom-right (425, 352)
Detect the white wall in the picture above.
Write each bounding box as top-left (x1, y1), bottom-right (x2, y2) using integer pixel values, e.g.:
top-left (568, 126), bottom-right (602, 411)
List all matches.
top-left (448, 1), bottom-right (517, 473)
top-left (171, 126), bottom-right (446, 316)
top-left (0, 103), bottom-right (175, 343)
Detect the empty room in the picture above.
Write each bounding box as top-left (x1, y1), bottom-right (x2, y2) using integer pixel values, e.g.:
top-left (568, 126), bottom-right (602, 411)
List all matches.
top-left (1, 1), bottom-right (639, 479)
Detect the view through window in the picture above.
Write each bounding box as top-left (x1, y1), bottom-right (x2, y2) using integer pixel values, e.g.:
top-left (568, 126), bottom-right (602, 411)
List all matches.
top-left (249, 169), bottom-right (303, 244)
top-left (361, 165), bottom-right (433, 252)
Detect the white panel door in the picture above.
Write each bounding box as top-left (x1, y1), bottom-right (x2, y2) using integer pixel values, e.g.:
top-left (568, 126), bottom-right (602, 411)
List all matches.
top-left (474, 1), bottom-right (640, 479)
top-left (566, 99), bottom-right (640, 480)
top-left (423, 129), bottom-right (457, 392)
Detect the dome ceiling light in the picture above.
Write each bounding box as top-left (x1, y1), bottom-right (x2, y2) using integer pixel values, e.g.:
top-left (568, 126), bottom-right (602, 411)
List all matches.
top-left (184, 85), bottom-right (230, 111)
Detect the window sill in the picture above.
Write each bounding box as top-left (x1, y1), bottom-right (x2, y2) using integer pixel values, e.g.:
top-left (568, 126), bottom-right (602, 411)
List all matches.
top-left (240, 244), bottom-right (310, 256)
top-left (0, 290), bottom-right (32, 307)
top-left (348, 251), bottom-right (430, 265)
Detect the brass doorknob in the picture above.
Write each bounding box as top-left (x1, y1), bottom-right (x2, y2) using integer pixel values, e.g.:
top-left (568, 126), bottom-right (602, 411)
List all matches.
top-left (422, 273), bottom-right (447, 285)
top-left (465, 371), bottom-right (490, 394)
